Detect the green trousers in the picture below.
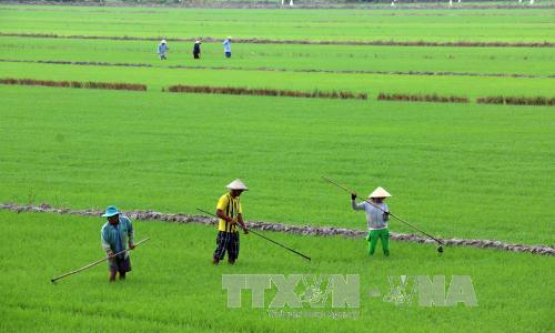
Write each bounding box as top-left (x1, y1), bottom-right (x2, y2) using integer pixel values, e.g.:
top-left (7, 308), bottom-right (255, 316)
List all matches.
top-left (366, 228), bottom-right (390, 256)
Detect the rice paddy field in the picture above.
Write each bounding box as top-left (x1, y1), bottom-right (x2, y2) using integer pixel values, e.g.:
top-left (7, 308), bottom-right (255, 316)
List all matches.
top-left (0, 3), bottom-right (554, 333)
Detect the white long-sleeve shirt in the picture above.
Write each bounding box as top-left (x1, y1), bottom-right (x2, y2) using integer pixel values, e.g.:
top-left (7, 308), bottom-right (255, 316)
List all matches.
top-left (352, 200), bottom-right (389, 230)
top-left (222, 39), bottom-right (231, 53)
top-left (158, 43), bottom-right (168, 54)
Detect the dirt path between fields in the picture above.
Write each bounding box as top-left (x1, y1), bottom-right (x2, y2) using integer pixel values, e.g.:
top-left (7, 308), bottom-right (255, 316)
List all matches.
top-left (2, 203), bottom-right (553, 256)
top-left (2, 59), bottom-right (552, 80)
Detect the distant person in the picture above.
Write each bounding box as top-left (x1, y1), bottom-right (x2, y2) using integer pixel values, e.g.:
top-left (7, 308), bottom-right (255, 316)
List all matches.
top-left (101, 206), bottom-right (136, 282)
top-left (351, 187), bottom-right (391, 256)
top-left (213, 179), bottom-right (249, 265)
top-left (158, 39), bottom-right (168, 60)
top-left (193, 40), bottom-right (201, 59)
top-left (222, 37), bottom-right (232, 58)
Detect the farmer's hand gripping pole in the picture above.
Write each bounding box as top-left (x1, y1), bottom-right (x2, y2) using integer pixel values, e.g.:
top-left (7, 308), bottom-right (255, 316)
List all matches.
top-left (51, 237), bottom-right (151, 283)
top-left (196, 208), bottom-right (311, 261)
top-left (322, 176), bottom-right (445, 248)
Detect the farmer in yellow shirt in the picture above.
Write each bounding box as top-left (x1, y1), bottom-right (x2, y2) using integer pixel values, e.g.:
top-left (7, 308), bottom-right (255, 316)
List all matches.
top-left (213, 179), bottom-right (249, 265)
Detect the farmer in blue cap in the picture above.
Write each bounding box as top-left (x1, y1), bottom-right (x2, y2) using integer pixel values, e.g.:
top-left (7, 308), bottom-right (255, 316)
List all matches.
top-left (101, 206), bottom-right (135, 282)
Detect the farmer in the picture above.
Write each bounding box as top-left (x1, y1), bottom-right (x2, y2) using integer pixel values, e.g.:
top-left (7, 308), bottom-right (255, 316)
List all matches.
top-left (222, 37), bottom-right (232, 58)
top-left (351, 187), bottom-right (391, 256)
top-left (213, 179), bottom-right (249, 265)
top-left (193, 40), bottom-right (201, 59)
top-left (101, 206), bottom-right (135, 282)
top-left (158, 39), bottom-right (168, 60)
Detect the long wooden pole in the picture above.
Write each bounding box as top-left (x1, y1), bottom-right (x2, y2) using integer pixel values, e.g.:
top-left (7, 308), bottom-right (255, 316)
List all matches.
top-left (51, 237), bottom-right (150, 283)
top-left (322, 176), bottom-right (444, 245)
top-left (197, 208), bottom-right (311, 261)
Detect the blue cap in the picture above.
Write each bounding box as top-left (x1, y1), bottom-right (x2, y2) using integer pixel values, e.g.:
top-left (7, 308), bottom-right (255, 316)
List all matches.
top-left (102, 206), bottom-right (120, 217)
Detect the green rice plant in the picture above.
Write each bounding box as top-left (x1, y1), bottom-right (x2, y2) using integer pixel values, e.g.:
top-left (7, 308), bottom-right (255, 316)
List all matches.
top-left (6, 59), bottom-right (552, 98)
top-left (1, 6), bottom-right (553, 43)
top-left (1, 85), bottom-right (553, 245)
top-left (0, 5), bottom-right (554, 332)
top-left (0, 211), bottom-right (553, 333)
top-left (2, 36), bottom-right (554, 77)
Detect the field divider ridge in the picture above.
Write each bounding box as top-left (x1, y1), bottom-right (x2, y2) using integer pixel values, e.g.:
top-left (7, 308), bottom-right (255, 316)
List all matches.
top-left (1, 203), bottom-right (553, 256)
top-left (2, 58), bottom-right (551, 79)
top-left (3, 75), bottom-right (552, 106)
top-left (2, 32), bottom-right (554, 48)
top-left (0, 77), bottom-right (147, 91)
top-left (164, 84), bottom-right (368, 100)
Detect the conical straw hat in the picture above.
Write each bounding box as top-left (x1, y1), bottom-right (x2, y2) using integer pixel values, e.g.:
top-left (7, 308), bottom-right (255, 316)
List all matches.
top-left (226, 179), bottom-right (248, 191)
top-left (368, 186), bottom-right (391, 198)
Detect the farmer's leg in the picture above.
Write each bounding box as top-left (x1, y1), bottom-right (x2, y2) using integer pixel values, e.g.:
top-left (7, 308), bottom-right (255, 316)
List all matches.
top-left (380, 229), bottom-right (390, 256)
top-left (109, 259), bottom-right (117, 282)
top-left (213, 231), bottom-right (228, 264)
top-left (228, 233), bottom-right (239, 264)
top-left (368, 230), bottom-right (379, 255)
top-left (118, 256), bottom-right (131, 280)
top-left (109, 269), bottom-right (117, 282)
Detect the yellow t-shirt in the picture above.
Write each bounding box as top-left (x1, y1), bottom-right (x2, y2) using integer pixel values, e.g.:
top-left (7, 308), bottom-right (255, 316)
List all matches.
top-left (217, 193), bottom-right (242, 232)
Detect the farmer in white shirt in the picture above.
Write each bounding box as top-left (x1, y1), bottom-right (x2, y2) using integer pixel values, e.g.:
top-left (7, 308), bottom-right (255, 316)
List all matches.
top-left (158, 40), bottom-right (168, 60)
top-left (222, 37), bottom-right (232, 58)
top-left (351, 187), bottom-right (391, 256)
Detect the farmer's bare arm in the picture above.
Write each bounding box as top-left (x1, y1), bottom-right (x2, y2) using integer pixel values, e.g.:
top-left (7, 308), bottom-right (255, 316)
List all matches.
top-left (238, 214), bottom-right (248, 234)
top-left (128, 220), bottom-right (136, 249)
top-left (216, 209), bottom-right (233, 223)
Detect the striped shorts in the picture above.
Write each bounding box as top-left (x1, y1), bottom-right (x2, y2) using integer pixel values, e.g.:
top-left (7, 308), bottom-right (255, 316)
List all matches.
top-left (214, 231), bottom-right (240, 261)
